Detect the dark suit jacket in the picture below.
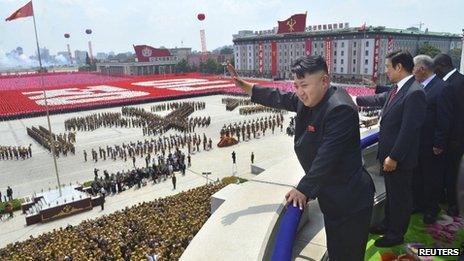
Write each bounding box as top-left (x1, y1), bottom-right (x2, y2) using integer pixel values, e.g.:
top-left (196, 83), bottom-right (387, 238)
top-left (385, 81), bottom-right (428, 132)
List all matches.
top-left (442, 70), bottom-right (464, 150)
top-left (420, 76), bottom-right (448, 151)
top-left (251, 85), bottom-right (374, 219)
top-left (356, 76), bottom-right (427, 170)
top-left (375, 85), bottom-right (391, 94)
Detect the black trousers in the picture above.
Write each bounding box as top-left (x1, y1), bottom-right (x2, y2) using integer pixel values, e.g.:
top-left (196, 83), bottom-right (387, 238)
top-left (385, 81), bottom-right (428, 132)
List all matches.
top-left (382, 168), bottom-right (413, 239)
top-left (325, 207), bottom-right (372, 261)
top-left (412, 149), bottom-right (445, 215)
top-left (444, 146), bottom-right (464, 208)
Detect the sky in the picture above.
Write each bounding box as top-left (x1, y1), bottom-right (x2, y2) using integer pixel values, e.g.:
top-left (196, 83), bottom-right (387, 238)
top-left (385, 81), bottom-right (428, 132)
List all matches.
top-left (0, 0), bottom-right (463, 57)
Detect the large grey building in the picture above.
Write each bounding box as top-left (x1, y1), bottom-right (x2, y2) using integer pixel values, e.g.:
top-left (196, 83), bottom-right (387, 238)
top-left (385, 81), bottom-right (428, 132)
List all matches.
top-left (233, 26), bottom-right (462, 83)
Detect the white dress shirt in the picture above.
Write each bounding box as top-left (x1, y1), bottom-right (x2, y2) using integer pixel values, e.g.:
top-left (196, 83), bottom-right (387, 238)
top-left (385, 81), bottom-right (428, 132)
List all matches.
top-left (443, 68), bottom-right (457, 81)
top-left (421, 74), bottom-right (436, 88)
top-left (395, 74), bottom-right (414, 93)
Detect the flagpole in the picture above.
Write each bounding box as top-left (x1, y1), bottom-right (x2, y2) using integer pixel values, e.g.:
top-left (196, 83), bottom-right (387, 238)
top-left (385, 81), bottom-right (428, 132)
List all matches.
top-left (31, 0), bottom-right (62, 196)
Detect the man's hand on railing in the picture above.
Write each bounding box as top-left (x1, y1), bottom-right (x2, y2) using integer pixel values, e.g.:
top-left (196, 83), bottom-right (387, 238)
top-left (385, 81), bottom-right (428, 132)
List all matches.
top-left (285, 188), bottom-right (308, 210)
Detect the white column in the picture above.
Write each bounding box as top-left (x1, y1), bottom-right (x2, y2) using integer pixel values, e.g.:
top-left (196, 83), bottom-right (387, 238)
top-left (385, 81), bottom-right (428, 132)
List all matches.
top-left (460, 29), bottom-right (464, 74)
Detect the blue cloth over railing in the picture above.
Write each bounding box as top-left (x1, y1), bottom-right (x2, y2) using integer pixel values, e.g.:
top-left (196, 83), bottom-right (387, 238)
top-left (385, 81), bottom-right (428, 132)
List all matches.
top-left (270, 131), bottom-right (379, 261)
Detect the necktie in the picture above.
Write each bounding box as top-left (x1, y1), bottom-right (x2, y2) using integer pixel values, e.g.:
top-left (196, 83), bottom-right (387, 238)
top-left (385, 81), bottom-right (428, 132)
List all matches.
top-left (387, 85), bottom-right (398, 106)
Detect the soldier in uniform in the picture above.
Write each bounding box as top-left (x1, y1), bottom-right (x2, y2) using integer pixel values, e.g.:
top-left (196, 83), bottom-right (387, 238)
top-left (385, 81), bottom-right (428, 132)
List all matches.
top-left (228, 56), bottom-right (374, 261)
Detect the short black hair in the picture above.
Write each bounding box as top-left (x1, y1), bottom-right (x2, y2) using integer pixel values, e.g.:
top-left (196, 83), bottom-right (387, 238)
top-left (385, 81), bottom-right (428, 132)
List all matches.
top-left (291, 55), bottom-right (328, 79)
top-left (433, 53), bottom-right (454, 68)
top-left (386, 50), bottom-right (414, 73)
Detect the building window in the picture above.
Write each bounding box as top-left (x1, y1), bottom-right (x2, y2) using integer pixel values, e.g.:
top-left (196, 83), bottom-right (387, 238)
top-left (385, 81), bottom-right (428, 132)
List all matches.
top-left (334, 59), bottom-right (337, 64)
top-left (334, 50), bottom-right (337, 56)
top-left (353, 42), bottom-right (357, 48)
top-left (341, 59), bottom-right (344, 65)
top-left (353, 50), bottom-right (357, 56)
top-left (365, 50), bottom-right (369, 56)
top-left (334, 66), bottom-right (337, 71)
top-left (353, 67), bottom-right (356, 73)
top-left (341, 67), bottom-right (344, 73)
top-left (341, 51), bottom-right (344, 56)
top-left (341, 42), bottom-right (345, 48)
top-left (353, 59), bottom-right (356, 64)
top-left (366, 41), bottom-right (369, 47)
top-left (364, 68), bottom-right (368, 74)
top-left (365, 59), bottom-right (368, 65)
top-left (334, 42), bottom-right (337, 48)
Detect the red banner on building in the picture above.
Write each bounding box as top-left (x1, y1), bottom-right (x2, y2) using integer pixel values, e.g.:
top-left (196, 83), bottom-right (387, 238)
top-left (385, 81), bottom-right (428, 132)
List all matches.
top-left (277, 13), bottom-right (307, 34)
top-left (372, 36), bottom-right (381, 81)
top-left (271, 41), bottom-right (277, 76)
top-left (133, 45), bottom-right (171, 62)
top-left (387, 36), bottom-right (394, 54)
top-left (304, 39), bottom-right (312, 56)
top-left (324, 38), bottom-right (332, 74)
top-left (258, 42), bottom-right (264, 74)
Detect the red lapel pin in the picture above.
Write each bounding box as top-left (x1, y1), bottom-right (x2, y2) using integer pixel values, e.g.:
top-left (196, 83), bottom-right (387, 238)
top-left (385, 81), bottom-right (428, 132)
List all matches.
top-left (307, 125), bottom-right (316, 133)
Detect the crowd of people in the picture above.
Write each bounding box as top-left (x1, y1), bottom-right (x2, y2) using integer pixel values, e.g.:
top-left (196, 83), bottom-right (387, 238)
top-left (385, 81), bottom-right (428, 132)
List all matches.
top-left (220, 114), bottom-right (285, 141)
top-left (0, 145), bottom-right (32, 160)
top-left (84, 133), bottom-right (211, 164)
top-left (221, 97), bottom-right (254, 111)
top-left (238, 105), bottom-right (283, 115)
top-left (26, 126), bottom-right (76, 156)
top-left (64, 112), bottom-right (125, 132)
top-left (122, 106), bottom-right (199, 134)
top-left (90, 147), bottom-right (189, 196)
top-left (151, 101), bottom-right (206, 112)
top-left (0, 183), bottom-right (226, 260)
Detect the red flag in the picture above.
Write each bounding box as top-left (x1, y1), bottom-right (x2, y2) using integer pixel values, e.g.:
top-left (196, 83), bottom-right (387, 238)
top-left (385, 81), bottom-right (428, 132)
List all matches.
top-left (5, 1), bottom-right (33, 21)
top-left (133, 45), bottom-right (171, 62)
top-left (277, 13), bottom-right (307, 34)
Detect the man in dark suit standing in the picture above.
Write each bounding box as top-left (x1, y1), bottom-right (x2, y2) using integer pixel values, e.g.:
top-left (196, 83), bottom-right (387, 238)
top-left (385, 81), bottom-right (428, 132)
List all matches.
top-left (356, 50), bottom-right (426, 247)
top-left (434, 53), bottom-right (464, 217)
top-left (410, 55), bottom-right (448, 224)
top-left (228, 56), bottom-right (375, 261)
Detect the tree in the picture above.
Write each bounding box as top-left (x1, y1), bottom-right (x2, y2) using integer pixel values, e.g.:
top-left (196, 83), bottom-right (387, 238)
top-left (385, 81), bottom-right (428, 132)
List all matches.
top-left (220, 47), bottom-right (233, 55)
top-left (175, 59), bottom-right (190, 73)
top-left (418, 43), bottom-right (441, 58)
top-left (449, 48), bottom-right (462, 70)
top-left (200, 58), bottom-right (223, 74)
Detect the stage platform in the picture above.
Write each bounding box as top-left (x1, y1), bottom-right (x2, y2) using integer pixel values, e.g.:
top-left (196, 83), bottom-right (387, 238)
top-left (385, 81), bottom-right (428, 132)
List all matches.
top-left (22, 185), bottom-right (98, 226)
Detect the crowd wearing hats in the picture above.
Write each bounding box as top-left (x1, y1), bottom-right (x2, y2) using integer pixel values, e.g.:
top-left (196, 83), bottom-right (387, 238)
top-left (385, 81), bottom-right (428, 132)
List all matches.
top-left (84, 133), bottom-right (210, 165)
top-left (221, 97), bottom-right (254, 111)
top-left (151, 101), bottom-right (205, 112)
top-left (238, 105), bottom-right (283, 115)
top-left (0, 145), bottom-right (32, 160)
top-left (26, 126), bottom-right (76, 156)
top-left (220, 114), bottom-right (285, 141)
top-left (0, 183), bottom-right (226, 260)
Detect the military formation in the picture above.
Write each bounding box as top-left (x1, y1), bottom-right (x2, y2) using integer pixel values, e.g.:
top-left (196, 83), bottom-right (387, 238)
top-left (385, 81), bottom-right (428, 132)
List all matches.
top-left (0, 145), bottom-right (32, 160)
top-left (221, 97), bottom-right (254, 111)
top-left (84, 132), bottom-right (212, 164)
top-left (220, 114), bottom-right (285, 141)
top-left (151, 101), bottom-right (206, 112)
top-left (26, 126), bottom-right (76, 156)
top-left (239, 105), bottom-right (283, 115)
top-left (64, 112), bottom-right (124, 131)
